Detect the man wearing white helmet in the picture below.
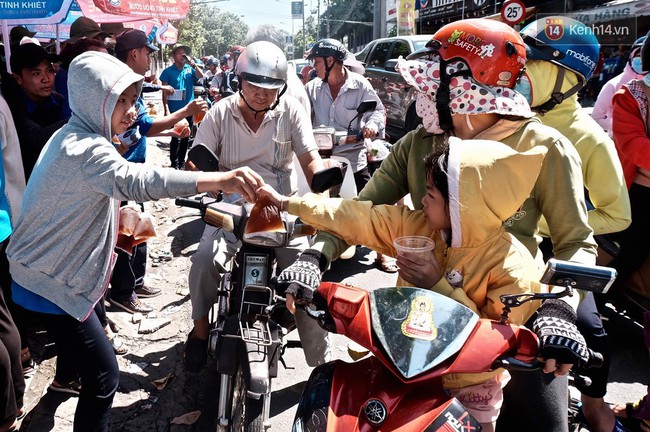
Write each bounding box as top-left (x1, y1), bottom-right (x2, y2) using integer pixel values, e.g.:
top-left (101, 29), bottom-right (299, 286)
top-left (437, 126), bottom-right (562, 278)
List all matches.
top-left (184, 41), bottom-right (328, 372)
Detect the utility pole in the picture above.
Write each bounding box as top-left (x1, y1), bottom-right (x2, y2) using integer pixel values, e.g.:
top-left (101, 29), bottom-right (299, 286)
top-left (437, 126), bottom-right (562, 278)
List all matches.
top-left (302, 0), bottom-right (306, 57)
top-left (373, 0), bottom-right (386, 39)
top-left (317, 0), bottom-right (320, 40)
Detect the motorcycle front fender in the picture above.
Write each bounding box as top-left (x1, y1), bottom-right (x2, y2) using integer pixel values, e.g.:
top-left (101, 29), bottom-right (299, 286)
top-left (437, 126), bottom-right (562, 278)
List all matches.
top-left (293, 362), bottom-right (336, 432)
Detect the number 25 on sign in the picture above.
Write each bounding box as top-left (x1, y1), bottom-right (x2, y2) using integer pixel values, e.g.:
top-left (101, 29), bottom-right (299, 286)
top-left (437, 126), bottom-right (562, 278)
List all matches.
top-left (500, 0), bottom-right (525, 26)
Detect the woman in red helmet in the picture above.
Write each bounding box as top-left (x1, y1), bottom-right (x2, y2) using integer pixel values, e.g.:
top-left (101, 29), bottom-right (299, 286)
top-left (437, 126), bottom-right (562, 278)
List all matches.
top-left (276, 18), bottom-right (596, 432)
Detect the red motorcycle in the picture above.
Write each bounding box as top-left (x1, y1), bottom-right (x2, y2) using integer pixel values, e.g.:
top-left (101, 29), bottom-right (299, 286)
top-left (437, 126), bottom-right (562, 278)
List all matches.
top-left (292, 259), bottom-right (615, 431)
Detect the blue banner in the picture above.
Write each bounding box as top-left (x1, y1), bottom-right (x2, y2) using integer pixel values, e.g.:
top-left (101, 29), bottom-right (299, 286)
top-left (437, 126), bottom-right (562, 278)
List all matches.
top-left (2, 0), bottom-right (72, 23)
top-left (26, 1), bottom-right (81, 39)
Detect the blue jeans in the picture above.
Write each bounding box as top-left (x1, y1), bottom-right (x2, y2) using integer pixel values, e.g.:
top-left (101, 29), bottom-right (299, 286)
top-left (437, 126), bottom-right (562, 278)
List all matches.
top-left (43, 309), bottom-right (119, 432)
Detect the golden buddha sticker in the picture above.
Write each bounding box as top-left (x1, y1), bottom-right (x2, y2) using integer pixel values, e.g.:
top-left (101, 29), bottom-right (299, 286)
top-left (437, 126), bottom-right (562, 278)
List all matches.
top-left (401, 297), bottom-right (437, 341)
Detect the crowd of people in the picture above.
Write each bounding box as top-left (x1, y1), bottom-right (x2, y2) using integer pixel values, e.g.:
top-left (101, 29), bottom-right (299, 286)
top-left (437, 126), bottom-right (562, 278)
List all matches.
top-left (0, 13), bottom-right (648, 432)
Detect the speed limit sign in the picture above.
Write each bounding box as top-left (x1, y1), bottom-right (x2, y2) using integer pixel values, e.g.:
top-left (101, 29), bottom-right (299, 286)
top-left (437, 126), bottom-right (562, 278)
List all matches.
top-left (500, 0), bottom-right (526, 25)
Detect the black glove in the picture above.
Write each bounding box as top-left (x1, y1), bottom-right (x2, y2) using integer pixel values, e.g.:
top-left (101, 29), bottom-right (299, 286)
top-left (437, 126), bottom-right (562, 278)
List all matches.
top-left (533, 299), bottom-right (589, 366)
top-left (276, 249), bottom-right (326, 304)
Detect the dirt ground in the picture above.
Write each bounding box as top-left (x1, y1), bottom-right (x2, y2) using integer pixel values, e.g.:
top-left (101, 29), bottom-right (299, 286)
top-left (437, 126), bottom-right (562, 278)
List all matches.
top-left (18, 137), bottom-right (225, 432)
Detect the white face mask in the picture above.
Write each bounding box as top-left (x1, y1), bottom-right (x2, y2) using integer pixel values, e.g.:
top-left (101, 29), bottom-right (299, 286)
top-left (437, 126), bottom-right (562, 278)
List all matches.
top-left (632, 57), bottom-right (645, 74)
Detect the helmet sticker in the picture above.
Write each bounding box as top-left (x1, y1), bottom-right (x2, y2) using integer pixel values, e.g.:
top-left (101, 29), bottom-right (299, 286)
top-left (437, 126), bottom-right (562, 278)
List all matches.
top-left (544, 18), bottom-right (565, 41)
top-left (401, 297), bottom-right (438, 341)
top-left (448, 29), bottom-right (495, 59)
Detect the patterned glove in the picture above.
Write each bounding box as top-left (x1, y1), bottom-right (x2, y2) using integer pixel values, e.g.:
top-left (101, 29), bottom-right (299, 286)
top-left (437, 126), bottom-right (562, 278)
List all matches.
top-left (533, 299), bottom-right (589, 366)
top-left (276, 249), bottom-right (325, 304)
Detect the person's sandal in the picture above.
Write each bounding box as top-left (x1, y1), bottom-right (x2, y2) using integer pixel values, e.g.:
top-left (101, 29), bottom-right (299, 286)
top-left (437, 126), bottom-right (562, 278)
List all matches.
top-left (376, 255), bottom-right (399, 273)
top-left (48, 379), bottom-right (82, 396)
top-left (613, 396), bottom-right (648, 419)
top-left (20, 348), bottom-right (35, 376)
top-left (109, 336), bottom-right (129, 355)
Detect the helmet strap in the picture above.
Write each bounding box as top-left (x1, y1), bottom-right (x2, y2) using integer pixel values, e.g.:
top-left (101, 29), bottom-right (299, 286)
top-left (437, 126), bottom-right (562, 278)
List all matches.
top-left (322, 57), bottom-right (336, 83)
top-left (532, 68), bottom-right (584, 114)
top-left (436, 59), bottom-right (454, 133)
top-left (238, 83), bottom-right (288, 118)
top-left (436, 59), bottom-right (470, 133)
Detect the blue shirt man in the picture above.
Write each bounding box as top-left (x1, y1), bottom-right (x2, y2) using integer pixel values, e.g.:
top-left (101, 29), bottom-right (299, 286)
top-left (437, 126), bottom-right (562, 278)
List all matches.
top-left (159, 44), bottom-right (203, 169)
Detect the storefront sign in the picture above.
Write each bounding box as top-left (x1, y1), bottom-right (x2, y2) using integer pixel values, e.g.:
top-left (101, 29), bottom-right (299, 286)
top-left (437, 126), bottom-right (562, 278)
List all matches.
top-left (398, 0), bottom-right (416, 35)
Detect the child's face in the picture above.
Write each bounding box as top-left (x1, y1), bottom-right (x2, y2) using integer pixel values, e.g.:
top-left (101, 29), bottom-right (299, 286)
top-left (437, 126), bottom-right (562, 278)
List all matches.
top-left (422, 181), bottom-right (451, 230)
top-left (111, 84), bottom-right (138, 136)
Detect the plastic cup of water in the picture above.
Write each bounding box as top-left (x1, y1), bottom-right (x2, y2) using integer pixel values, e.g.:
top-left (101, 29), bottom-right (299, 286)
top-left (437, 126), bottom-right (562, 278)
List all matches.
top-left (393, 236), bottom-right (435, 259)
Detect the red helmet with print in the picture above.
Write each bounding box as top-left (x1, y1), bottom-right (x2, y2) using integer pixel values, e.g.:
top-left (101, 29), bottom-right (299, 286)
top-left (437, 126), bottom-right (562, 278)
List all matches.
top-left (410, 18), bottom-right (527, 88)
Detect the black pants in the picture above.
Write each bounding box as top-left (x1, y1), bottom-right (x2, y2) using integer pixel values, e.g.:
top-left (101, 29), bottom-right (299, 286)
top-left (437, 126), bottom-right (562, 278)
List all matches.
top-left (0, 237), bottom-right (32, 351)
top-left (574, 292), bottom-right (609, 398)
top-left (353, 166), bottom-right (371, 194)
top-left (41, 309), bottom-right (118, 432)
top-left (498, 370), bottom-right (569, 431)
top-left (497, 292), bottom-right (609, 430)
top-left (169, 115), bottom-right (193, 169)
top-left (610, 183), bottom-right (650, 280)
top-left (0, 240), bottom-right (24, 424)
top-left (109, 242), bottom-right (147, 303)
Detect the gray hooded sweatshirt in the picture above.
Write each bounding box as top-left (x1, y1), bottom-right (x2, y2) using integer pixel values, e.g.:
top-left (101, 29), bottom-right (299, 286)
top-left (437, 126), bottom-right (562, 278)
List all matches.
top-left (8, 51), bottom-right (201, 321)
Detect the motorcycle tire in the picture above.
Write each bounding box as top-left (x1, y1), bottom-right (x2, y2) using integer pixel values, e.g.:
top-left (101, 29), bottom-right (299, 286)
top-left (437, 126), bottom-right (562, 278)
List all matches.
top-left (230, 362), bottom-right (264, 432)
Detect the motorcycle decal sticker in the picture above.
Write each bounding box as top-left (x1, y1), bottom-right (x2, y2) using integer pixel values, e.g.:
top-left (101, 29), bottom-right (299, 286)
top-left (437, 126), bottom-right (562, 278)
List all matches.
top-left (424, 398), bottom-right (481, 432)
top-left (401, 297), bottom-right (438, 341)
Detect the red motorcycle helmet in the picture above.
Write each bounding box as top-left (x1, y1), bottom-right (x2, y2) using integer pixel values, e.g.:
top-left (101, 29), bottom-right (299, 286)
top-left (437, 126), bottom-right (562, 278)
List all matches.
top-left (409, 18), bottom-right (527, 89)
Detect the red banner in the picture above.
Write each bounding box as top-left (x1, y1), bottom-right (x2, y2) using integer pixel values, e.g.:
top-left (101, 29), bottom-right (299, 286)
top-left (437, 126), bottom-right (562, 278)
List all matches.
top-left (77, 0), bottom-right (152, 22)
top-left (91, 0), bottom-right (190, 20)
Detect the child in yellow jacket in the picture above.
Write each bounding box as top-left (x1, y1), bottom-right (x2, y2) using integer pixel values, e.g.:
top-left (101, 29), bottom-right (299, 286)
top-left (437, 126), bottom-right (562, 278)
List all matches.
top-left (259, 137), bottom-right (548, 430)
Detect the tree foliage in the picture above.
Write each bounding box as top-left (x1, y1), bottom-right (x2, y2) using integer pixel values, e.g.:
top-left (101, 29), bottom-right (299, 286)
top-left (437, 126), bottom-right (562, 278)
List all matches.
top-left (319, 0), bottom-right (373, 40)
top-left (290, 0), bottom-right (373, 53)
top-left (173, 4), bottom-right (248, 59)
top-left (292, 15), bottom-right (318, 59)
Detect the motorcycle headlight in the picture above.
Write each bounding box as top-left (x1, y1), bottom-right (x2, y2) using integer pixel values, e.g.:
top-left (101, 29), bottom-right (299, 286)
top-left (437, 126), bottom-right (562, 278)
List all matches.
top-left (243, 231), bottom-right (287, 248)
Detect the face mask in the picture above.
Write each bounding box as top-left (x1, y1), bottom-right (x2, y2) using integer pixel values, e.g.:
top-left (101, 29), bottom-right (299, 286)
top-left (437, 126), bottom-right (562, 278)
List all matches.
top-left (632, 57), bottom-right (644, 74)
top-left (416, 93), bottom-right (445, 135)
top-left (514, 74), bottom-right (533, 105)
top-left (644, 73), bottom-right (650, 87)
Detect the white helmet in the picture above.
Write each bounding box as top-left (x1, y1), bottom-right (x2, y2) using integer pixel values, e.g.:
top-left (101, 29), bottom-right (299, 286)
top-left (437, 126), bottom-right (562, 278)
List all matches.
top-left (236, 41), bottom-right (288, 89)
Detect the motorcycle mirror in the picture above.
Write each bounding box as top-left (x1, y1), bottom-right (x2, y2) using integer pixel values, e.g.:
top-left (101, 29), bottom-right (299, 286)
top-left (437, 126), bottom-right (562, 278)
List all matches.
top-left (188, 144), bottom-right (219, 172)
top-left (357, 100), bottom-right (377, 114)
top-left (346, 101), bottom-right (378, 133)
top-left (540, 259), bottom-right (617, 294)
top-left (310, 165), bottom-right (345, 194)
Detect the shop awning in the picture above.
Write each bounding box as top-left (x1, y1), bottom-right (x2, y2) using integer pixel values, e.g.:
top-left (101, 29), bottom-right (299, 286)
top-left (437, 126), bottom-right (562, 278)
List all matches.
top-left (571, 0), bottom-right (650, 24)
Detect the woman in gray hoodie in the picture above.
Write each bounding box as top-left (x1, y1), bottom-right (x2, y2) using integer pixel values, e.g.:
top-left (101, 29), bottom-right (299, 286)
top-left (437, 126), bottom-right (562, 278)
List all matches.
top-left (6, 51), bottom-right (263, 431)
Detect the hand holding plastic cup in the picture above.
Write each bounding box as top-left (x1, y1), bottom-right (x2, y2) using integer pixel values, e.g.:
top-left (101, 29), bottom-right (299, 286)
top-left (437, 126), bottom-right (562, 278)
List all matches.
top-left (393, 236), bottom-right (435, 261)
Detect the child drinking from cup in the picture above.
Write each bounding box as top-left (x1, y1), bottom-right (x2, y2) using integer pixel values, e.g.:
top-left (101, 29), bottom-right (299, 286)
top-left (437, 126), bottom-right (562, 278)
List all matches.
top-left (258, 137), bottom-right (548, 431)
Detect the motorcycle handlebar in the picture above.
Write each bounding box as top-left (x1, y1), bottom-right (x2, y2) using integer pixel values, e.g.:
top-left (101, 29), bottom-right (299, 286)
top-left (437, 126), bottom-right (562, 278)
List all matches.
top-left (175, 197), bottom-right (202, 209)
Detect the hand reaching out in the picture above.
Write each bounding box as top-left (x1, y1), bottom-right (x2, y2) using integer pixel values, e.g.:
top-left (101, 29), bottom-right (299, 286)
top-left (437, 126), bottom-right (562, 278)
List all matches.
top-left (197, 167), bottom-right (265, 203)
